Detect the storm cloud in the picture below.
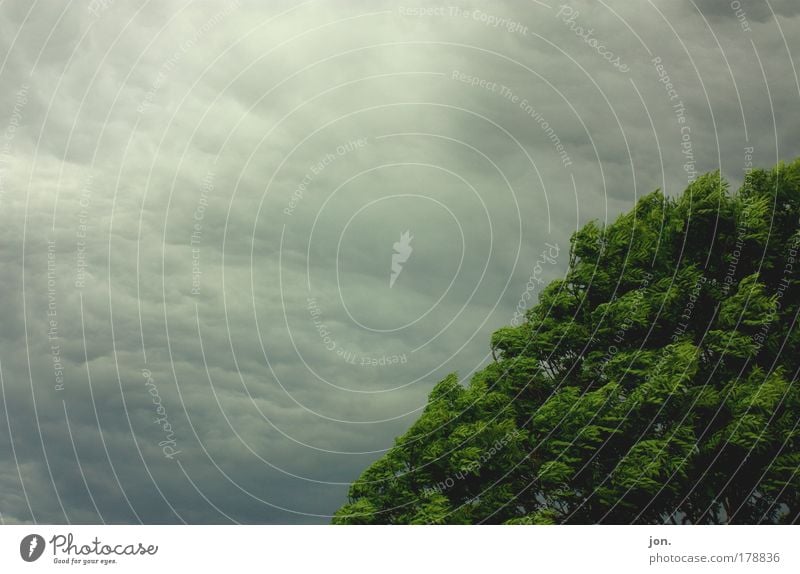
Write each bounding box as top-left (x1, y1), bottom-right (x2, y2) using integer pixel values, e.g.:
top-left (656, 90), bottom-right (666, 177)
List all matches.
top-left (0, 0), bottom-right (798, 523)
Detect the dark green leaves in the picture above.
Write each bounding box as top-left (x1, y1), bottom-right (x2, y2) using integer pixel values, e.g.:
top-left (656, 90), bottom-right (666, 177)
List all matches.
top-left (335, 160), bottom-right (800, 525)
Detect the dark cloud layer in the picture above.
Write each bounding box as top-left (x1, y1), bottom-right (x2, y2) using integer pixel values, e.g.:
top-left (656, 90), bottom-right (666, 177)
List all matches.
top-left (690, 0), bottom-right (800, 23)
top-left (0, 0), bottom-right (798, 524)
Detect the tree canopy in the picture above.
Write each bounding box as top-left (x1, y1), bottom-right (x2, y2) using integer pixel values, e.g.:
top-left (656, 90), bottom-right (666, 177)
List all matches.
top-left (334, 160), bottom-right (800, 524)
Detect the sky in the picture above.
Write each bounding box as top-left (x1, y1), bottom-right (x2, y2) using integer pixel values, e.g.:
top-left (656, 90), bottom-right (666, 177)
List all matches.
top-left (0, 0), bottom-right (798, 524)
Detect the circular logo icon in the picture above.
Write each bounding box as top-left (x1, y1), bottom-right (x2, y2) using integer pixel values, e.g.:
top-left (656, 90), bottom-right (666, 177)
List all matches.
top-left (20, 534), bottom-right (45, 562)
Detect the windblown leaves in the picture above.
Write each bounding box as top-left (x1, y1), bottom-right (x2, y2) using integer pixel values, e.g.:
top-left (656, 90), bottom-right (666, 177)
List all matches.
top-left (335, 160), bottom-right (800, 524)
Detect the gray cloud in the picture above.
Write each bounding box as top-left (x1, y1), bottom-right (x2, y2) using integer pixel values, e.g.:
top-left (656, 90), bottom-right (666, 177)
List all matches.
top-left (688, 0), bottom-right (800, 23)
top-left (0, 0), bottom-right (798, 524)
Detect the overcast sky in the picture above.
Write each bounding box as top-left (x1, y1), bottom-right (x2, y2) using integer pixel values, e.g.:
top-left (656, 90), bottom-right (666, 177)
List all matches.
top-left (0, 0), bottom-right (798, 524)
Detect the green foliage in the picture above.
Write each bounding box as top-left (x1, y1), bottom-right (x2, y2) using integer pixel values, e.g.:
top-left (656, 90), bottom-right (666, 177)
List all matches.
top-left (334, 160), bottom-right (800, 524)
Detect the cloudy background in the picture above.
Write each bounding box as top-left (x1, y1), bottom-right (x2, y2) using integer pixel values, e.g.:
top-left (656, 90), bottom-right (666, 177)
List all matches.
top-left (0, 0), bottom-right (798, 524)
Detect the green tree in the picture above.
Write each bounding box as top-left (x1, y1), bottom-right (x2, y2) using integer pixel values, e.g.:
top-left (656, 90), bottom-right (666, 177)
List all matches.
top-left (334, 160), bottom-right (800, 524)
